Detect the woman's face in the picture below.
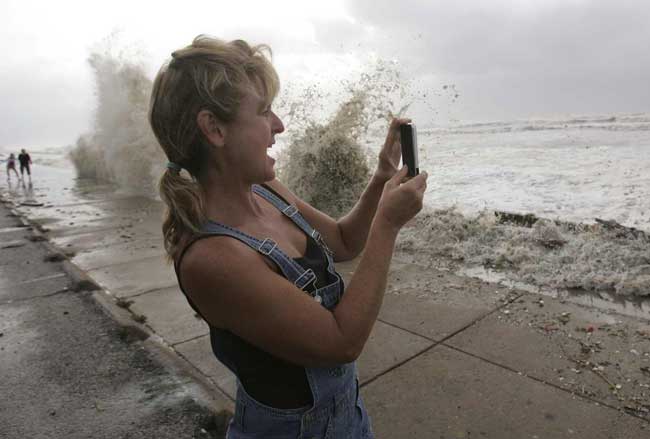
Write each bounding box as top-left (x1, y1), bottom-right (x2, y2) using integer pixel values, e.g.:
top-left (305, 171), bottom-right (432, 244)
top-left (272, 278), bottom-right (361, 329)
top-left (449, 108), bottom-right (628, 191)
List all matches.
top-left (224, 87), bottom-right (284, 183)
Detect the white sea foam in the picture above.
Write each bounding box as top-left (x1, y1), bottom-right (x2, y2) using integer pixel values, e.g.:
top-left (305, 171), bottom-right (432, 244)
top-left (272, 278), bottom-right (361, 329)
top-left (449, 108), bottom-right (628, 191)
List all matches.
top-left (397, 207), bottom-right (650, 297)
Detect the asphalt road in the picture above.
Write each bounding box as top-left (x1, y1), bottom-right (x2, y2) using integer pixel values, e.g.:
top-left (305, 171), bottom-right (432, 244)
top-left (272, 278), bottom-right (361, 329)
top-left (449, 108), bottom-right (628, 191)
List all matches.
top-left (0, 201), bottom-right (230, 439)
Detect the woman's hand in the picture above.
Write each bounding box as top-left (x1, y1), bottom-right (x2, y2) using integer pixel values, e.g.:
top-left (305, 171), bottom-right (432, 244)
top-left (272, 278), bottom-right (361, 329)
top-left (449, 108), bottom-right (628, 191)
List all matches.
top-left (375, 165), bottom-right (428, 232)
top-left (374, 117), bottom-right (411, 183)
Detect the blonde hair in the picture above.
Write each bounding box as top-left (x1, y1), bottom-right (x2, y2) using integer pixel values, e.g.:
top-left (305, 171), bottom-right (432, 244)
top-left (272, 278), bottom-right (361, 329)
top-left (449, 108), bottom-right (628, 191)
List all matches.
top-left (148, 35), bottom-right (280, 259)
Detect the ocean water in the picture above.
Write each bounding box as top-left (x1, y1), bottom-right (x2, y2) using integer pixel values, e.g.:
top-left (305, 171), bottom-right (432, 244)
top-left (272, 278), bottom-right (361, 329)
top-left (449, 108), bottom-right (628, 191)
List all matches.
top-left (412, 113), bottom-right (650, 231)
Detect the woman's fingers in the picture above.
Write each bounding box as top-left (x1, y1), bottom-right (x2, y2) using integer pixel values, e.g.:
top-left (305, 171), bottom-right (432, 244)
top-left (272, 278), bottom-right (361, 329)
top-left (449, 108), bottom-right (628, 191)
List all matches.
top-left (412, 170), bottom-right (428, 188)
top-left (402, 170), bottom-right (428, 193)
top-left (392, 117), bottom-right (412, 127)
top-left (384, 117), bottom-right (412, 147)
top-left (385, 165), bottom-right (409, 189)
top-left (377, 166), bottom-right (427, 231)
top-left (383, 121), bottom-right (398, 148)
top-left (387, 167), bottom-right (429, 192)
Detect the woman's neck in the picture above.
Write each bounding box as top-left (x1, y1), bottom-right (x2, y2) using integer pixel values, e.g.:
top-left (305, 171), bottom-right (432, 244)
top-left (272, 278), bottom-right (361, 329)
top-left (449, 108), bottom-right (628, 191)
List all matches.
top-left (201, 174), bottom-right (266, 226)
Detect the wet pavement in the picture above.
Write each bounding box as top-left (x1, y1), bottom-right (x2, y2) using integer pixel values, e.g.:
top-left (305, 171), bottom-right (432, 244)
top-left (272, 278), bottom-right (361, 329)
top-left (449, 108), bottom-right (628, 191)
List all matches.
top-left (2, 164), bottom-right (649, 438)
top-left (0, 198), bottom-right (230, 439)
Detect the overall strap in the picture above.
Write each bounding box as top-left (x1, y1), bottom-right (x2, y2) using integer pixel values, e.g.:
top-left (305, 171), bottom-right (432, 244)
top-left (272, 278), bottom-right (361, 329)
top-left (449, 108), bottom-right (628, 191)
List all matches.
top-left (253, 184), bottom-right (334, 258)
top-left (253, 184), bottom-right (342, 286)
top-left (201, 221), bottom-right (318, 292)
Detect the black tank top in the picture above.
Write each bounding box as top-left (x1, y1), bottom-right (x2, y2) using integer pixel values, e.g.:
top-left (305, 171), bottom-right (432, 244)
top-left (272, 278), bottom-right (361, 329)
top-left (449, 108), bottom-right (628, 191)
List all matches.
top-left (176, 184), bottom-right (332, 408)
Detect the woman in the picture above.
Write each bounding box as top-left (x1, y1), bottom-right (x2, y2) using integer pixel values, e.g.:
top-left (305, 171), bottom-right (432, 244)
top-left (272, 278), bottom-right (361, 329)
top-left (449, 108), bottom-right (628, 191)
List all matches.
top-left (148, 35), bottom-right (427, 438)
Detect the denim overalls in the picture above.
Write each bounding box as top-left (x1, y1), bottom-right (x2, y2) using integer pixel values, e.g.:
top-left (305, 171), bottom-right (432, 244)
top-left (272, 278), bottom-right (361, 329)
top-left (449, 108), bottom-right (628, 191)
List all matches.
top-left (200, 184), bottom-right (374, 439)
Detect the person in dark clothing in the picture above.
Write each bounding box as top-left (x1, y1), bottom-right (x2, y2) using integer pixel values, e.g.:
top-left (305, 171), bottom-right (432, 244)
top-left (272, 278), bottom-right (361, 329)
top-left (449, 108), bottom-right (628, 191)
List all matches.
top-left (148, 35), bottom-right (428, 438)
top-left (18, 149), bottom-right (32, 180)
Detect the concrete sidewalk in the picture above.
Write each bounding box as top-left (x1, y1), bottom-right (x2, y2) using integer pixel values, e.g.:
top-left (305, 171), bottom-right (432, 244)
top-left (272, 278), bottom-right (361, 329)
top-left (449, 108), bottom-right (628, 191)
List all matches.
top-left (2, 189), bottom-right (649, 438)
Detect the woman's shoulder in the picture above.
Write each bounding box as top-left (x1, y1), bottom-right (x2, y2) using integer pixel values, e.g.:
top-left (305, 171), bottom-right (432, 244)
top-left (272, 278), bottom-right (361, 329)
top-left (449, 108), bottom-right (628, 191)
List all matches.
top-left (179, 233), bottom-right (257, 275)
top-left (177, 232), bottom-right (280, 312)
top-left (262, 179), bottom-right (298, 205)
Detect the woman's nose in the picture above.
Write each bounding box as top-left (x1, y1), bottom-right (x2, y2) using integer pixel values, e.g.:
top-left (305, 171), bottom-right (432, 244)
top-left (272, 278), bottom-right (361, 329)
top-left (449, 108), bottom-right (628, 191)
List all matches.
top-left (272, 112), bottom-right (285, 134)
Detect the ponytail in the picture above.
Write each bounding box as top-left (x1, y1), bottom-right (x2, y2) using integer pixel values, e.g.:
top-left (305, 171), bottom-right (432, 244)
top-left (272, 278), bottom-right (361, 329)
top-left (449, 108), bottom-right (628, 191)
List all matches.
top-left (158, 167), bottom-right (206, 260)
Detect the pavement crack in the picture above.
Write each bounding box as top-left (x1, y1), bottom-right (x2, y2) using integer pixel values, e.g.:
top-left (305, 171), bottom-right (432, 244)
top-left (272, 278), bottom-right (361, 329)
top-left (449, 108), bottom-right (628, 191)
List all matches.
top-left (84, 252), bottom-right (165, 271)
top-left (442, 343), bottom-right (650, 423)
top-left (0, 286), bottom-right (73, 305)
top-left (119, 284), bottom-right (178, 299)
top-left (376, 318), bottom-right (436, 342)
top-left (171, 333), bottom-right (209, 348)
top-left (378, 291), bottom-right (524, 345)
top-left (363, 292), bottom-right (526, 389)
top-left (5, 272), bottom-right (67, 287)
top-left (360, 342), bottom-right (439, 390)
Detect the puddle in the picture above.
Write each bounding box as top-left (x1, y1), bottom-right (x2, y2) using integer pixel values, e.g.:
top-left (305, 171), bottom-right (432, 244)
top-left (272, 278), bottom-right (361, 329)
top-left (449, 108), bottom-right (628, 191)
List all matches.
top-left (460, 265), bottom-right (650, 321)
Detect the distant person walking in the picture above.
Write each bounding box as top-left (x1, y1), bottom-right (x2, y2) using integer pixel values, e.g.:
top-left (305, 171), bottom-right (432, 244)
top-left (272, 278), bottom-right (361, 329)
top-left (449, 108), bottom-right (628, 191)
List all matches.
top-left (18, 149), bottom-right (32, 180)
top-left (6, 153), bottom-right (20, 181)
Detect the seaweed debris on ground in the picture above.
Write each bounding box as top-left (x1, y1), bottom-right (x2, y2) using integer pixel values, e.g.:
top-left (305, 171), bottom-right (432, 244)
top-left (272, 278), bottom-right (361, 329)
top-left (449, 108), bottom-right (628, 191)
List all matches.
top-left (496, 295), bottom-right (650, 419)
top-left (396, 206), bottom-right (650, 298)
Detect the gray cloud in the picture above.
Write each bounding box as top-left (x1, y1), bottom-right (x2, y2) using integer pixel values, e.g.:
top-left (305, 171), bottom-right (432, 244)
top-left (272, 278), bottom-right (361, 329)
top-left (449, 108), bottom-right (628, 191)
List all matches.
top-left (0, 64), bottom-right (93, 148)
top-left (321, 0), bottom-right (650, 121)
top-left (3, 1), bottom-right (650, 148)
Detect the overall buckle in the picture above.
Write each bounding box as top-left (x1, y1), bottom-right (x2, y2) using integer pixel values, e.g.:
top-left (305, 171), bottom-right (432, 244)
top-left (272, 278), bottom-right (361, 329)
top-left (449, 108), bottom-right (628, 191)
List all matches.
top-left (258, 238), bottom-right (277, 256)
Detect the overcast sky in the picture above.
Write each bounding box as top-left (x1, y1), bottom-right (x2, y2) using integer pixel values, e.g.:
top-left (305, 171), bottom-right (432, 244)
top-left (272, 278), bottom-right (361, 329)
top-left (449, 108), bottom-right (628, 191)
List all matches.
top-left (2, 0), bottom-right (649, 149)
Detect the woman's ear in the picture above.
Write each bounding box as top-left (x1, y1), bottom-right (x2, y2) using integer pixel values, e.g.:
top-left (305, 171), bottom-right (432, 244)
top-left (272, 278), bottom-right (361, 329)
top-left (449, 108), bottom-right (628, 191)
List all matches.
top-left (197, 110), bottom-right (227, 148)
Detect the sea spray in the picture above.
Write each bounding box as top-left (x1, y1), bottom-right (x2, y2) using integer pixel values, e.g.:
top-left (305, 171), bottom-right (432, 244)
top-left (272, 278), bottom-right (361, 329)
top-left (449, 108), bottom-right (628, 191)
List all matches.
top-left (276, 59), bottom-right (411, 217)
top-left (276, 95), bottom-right (372, 219)
top-left (69, 42), bottom-right (163, 195)
top-left (70, 48), bottom-right (414, 205)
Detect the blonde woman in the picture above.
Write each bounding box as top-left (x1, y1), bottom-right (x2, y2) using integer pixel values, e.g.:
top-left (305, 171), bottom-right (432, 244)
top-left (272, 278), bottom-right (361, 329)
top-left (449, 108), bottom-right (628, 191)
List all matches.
top-left (148, 35), bottom-right (427, 438)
